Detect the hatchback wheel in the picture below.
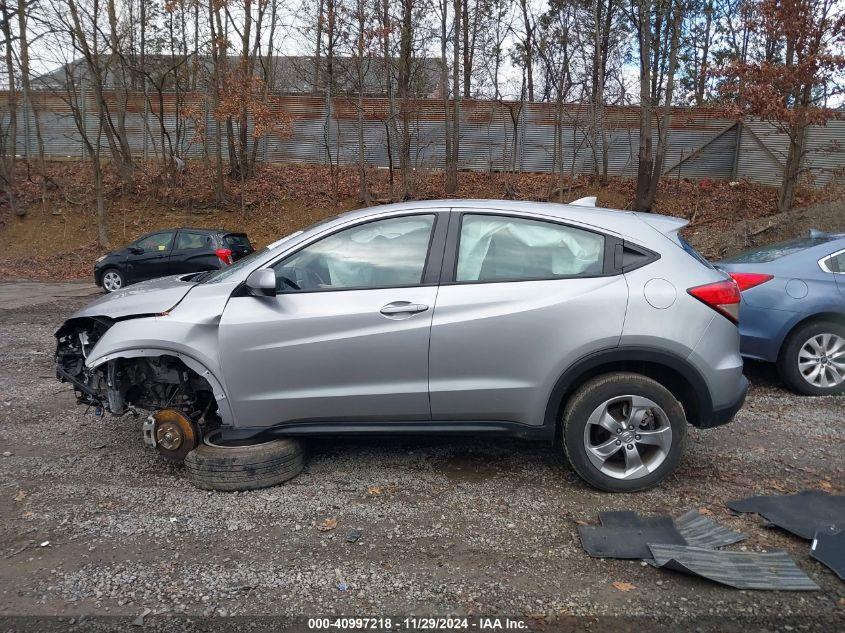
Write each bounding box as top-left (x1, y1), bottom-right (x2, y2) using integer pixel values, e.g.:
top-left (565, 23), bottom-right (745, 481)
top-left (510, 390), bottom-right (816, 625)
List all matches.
top-left (101, 268), bottom-right (124, 293)
top-left (779, 321), bottom-right (845, 396)
top-left (562, 372), bottom-right (687, 492)
top-left (184, 431), bottom-right (304, 491)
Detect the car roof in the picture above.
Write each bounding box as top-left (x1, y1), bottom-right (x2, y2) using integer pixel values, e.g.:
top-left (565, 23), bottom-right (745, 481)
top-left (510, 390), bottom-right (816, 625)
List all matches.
top-left (176, 227), bottom-right (247, 234)
top-left (316, 199), bottom-right (681, 242)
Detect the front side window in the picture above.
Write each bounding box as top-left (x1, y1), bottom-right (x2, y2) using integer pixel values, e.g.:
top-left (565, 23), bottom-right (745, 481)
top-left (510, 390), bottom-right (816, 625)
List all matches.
top-left (136, 232), bottom-right (174, 252)
top-left (175, 231), bottom-right (211, 250)
top-left (273, 215), bottom-right (435, 292)
top-left (456, 214), bottom-right (605, 282)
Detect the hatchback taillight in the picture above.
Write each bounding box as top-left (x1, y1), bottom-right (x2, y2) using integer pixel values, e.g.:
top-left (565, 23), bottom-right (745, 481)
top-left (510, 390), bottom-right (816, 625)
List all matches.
top-left (215, 247), bottom-right (233, 266)
top-left (729, 272), bottom-right (774, 292)
top-left (687, 279), bottom-right (742, 324)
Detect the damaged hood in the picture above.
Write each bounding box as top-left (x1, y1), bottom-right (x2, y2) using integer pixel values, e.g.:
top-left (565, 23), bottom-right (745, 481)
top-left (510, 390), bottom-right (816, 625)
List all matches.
top-left (71, 275), bottom-right (197, 320)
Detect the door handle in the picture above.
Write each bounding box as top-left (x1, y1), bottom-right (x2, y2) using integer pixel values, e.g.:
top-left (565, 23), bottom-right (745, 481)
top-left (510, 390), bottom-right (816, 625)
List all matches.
top-left (380, 301), bottom-right (429, 316)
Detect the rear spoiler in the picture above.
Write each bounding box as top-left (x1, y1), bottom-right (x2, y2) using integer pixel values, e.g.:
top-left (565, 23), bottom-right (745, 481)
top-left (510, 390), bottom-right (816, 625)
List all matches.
top-left (634, 212), bottom-right (689, 236)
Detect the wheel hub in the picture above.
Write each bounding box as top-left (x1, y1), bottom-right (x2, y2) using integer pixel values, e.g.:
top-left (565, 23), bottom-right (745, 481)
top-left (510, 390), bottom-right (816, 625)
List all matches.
top-left (583, 395), bottom-right (672, 481)
top-left (149, 409), bottom-right (198, 461)
top-left (798, 333), bottom-right (845, 388)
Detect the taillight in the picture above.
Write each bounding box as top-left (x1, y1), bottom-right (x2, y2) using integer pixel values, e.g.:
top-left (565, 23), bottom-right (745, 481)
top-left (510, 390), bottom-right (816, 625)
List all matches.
top-left (687, 279), bottom-right (742, 324)
top-left (729, 272), bottom-right (774, 292)
top-left (215, 247), bottom-right (233, 265)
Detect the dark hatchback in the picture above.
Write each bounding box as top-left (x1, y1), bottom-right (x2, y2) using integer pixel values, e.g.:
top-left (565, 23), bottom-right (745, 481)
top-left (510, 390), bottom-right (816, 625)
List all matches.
top-left (94, 228), bottom-right (254, 292)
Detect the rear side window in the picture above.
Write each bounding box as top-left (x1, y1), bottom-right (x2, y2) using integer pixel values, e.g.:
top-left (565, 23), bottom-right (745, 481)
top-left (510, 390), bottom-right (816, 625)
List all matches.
top-left (175, 231), bottom-right (211, 250)
top-left (679, 236), bottom-right (714, 269)
top-left (224, 233), bottom-right (252, 249)
top-left (820, 250), bottom-right (845, 273)
top-left (723, 236), bottom-right (838, 264)
top-left (456, 214), bottom-right (605, 282)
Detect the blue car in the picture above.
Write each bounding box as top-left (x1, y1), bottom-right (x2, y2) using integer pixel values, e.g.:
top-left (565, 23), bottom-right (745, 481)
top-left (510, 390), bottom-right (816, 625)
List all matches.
top-left (717, 231), bottom-right (845, 395)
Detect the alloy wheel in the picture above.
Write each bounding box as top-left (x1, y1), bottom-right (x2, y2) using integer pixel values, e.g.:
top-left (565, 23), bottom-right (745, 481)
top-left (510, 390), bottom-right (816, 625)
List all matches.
top-left (798, 333), bottom-right (845, 389)
top-left (582, 395), bottom-right (673, 480)
top-left (103, 271), bottom-right (122, 292)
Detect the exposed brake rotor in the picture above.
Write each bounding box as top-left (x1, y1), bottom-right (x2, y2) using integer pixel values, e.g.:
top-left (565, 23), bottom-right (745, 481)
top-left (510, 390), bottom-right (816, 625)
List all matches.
top-left (150, 408), bottom-right (198, 461)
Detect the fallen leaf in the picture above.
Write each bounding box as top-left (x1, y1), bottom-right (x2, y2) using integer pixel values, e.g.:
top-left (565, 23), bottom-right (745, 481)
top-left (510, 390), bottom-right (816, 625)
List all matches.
top-left (367, 486), bottom-right (383, 496)
top-left (317, 518), bottom-right (338, 532)
top-left (13, 490), bottom-right (27, 502)
top-left (612, 581), bottom-right (635, 592)
top-left (574, 519), bottom-right (590, 525)
top-left (818, 480), bottom-right (833, 492)
top-left (698, 507), bottom-right (713, 516)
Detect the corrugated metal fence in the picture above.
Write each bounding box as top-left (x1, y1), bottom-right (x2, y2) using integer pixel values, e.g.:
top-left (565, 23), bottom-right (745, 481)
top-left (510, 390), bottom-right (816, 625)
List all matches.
top-left (3, 90), bottom-right (844, 187)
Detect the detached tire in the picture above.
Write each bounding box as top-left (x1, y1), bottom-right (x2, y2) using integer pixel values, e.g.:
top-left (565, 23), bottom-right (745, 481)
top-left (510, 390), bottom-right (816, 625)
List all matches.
top-left (562, 372), bottom-right (687, 493)
top-left (184, 431), bottom-right (304, 492)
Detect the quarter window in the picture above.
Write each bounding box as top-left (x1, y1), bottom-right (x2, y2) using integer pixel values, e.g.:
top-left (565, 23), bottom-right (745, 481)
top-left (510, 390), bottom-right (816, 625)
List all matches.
top-left (455, 214), bottom-right (605, 282)
top-left (821, 250), bottom-right (845, 273)
top-left (136, 232), bottom-right (174, 252)
top-left (176, 232), bottom-right (211, 250)
top-left (273, 215), bottom-right (435, 292)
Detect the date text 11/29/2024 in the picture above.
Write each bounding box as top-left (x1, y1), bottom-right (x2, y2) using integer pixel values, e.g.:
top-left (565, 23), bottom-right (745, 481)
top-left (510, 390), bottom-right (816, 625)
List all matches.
top-left (307, 617), bottom-right (530, 630)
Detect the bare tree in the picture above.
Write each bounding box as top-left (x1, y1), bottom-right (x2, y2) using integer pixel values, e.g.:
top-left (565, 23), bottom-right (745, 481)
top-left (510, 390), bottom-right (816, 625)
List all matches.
top-left (397, 0), bottom-right (413, 197)
top-left (445, 0), bottom-right (460, 193)
top-left (0, 0), bottom-right (19, 216)
top-left (630, 0), bottom-right (685, 211)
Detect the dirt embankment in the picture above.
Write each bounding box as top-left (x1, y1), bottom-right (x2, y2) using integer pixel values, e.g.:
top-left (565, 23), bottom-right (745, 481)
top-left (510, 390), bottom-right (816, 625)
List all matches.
top-left (1, 162), bottom-right (843, 281)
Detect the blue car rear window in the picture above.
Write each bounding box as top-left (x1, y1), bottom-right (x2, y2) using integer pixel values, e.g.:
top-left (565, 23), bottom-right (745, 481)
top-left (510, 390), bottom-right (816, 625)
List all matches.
top-left (722, 236), bottom-right (839, 263)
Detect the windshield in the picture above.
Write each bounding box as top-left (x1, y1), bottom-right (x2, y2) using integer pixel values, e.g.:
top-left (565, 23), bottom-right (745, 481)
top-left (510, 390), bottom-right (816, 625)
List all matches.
top-left (197, 249), bottom-right (265, 283)
top-left (722, 236), bottom-right (838, 264)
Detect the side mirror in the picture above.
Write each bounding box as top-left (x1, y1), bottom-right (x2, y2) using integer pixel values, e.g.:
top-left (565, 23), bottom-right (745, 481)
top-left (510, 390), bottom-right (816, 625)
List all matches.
top-left (245, 268), bottom-right (277, 297)
top-left (128, 246), bottom-right (144, 255)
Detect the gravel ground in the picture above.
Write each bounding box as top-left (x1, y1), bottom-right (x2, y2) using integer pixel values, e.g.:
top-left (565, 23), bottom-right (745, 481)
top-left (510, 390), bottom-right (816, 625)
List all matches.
top-left (0, 295), bottom-right (843, 632)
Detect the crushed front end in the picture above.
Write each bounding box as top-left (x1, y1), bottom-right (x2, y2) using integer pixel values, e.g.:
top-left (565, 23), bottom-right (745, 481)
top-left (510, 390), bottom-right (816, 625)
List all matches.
top-left (55, 316), bottom-right (222, 459)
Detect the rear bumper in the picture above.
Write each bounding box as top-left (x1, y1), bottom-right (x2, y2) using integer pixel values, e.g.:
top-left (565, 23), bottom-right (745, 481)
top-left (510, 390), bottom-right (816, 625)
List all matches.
top-left (695, 375), bottom-right (748, 429)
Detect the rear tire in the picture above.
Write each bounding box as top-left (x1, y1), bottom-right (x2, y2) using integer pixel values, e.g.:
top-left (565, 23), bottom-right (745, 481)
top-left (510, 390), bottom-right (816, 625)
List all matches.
top-left (778, 321), bottom-right (845, 396)
top-left (184, 432), bottom-right (304, 491)
top-left (561, 372), bottom-right (687, 493)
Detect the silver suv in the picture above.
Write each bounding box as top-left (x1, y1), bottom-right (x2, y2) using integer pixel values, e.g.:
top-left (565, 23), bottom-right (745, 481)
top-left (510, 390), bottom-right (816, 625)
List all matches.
top-left (56, 199), bottom-right (747, 492)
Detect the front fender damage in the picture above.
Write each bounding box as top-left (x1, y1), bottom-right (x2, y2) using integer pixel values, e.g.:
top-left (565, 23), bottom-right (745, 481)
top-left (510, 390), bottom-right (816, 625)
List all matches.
top-left (55, 316), bottom-right (231, 430)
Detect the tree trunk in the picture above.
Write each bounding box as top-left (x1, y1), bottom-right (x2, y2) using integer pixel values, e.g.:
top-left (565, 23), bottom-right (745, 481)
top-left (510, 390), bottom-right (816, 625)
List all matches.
top-left (646, 0), bottom-right (682, 208)
top-left (398, 0), bottom-right (413, 198)
top-left (695, 0), bottom-right (713, 105)
top-left (17, 0), bottom-right (47, 213)
top-left (462, 0), bottom-right (472, 98)
top-left (519, 0), bottom-right (534, 102)
top-left (779, 129), bottom-right (805, 213)
top-left (441, 0), bottom-right (452, 193)
top-left (633, 0), bottom-right (654, 211)
top-left (446, 0), bottom-right (461, 193)
top-left (355, 0), bottom-right (371, 204)
top-left (379, 0), bottom-right (396, 191)
top-left (0, 1), bottom-right (18, 216)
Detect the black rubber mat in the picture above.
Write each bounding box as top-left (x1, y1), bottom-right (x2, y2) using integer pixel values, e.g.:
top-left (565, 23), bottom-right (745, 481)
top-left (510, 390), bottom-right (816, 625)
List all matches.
top-left (579, 514), bottom-right (686, 559)
top-left (648, 544), bottom-right (819, 591)
top-left (673, 510), bottom-right (746, 549)
top-left (728, 490), bottom-right (845, 540)
top-left (810, 526), bottom-right (845, 580)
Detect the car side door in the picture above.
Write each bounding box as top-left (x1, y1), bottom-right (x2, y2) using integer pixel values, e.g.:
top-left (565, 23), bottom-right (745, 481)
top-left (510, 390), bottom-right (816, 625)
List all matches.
top-left (169, 231), bottom-right (218, 275)
top-left (428, 211), bottom-right (628, 427)
top-left (125, 231), bottom-right (175, 282)
top-left (218, 211), bottom-right (448, 429)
